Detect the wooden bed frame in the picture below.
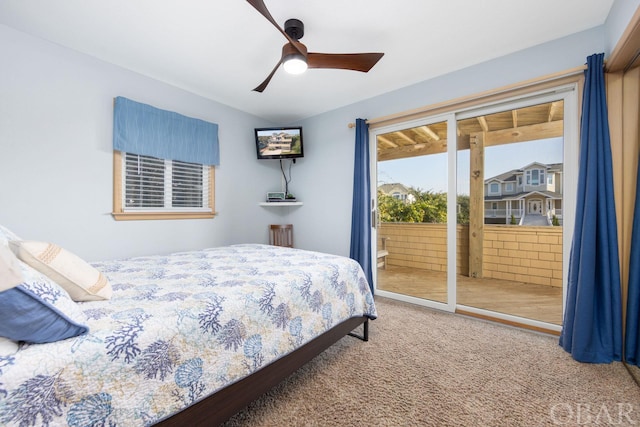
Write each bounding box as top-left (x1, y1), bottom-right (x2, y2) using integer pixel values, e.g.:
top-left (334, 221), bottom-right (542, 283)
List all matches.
top-left (155, 316), bottom-right (370, 426)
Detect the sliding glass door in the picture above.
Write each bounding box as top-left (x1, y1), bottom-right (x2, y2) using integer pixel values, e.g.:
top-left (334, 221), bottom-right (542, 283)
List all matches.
top-left (455, 100), bottom-right (567, 327)
top-left (372, 87), bottom-right (578, 332)
top-left (373, 115), bottom-right (453, 310)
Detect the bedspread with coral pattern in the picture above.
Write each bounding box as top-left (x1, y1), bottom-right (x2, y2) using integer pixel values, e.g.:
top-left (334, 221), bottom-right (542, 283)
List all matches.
top-left (0, 244), bottom-right (377, 426)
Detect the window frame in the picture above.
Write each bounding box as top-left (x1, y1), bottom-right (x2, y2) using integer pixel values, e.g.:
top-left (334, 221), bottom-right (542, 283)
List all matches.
top-left (112, 151), bottom-right (216, 221)
top-left (531, 169), bottom-right (539, 185)
top-left (488, 182), bottom-right (500, 195)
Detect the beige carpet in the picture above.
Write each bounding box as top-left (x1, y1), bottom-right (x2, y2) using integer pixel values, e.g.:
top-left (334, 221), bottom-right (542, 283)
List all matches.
top-left (223, 297), bottom-right (640, 426)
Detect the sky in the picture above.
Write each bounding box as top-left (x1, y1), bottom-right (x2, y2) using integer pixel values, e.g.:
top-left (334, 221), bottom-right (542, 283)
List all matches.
top-left (377, 137), bottom-right (563, 195)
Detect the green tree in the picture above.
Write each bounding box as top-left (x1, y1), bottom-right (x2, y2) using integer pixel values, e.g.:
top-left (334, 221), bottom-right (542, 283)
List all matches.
top-left (378, 187), bottom-right (465, 224)
top-left (456, 194), bottom-right (470, 225)
top-left (378, 190), bottom-right (423, 223)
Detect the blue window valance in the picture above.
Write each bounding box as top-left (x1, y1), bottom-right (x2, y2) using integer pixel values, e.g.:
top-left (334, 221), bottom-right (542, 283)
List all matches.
top-left (113, 97), bottom-right (219, 166)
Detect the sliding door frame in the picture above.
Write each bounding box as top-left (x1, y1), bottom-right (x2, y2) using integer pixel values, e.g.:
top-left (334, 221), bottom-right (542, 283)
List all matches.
top-left (371, 113), bottom-right (456, 313)
top-left (452, 85), bottom-right (579, 333)
top-left (370, 79), bottom-right (580, 333)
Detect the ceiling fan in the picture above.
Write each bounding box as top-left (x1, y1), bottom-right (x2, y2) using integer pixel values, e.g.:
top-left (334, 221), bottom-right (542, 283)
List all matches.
top-left (246, 0), bottom-right (384, 92)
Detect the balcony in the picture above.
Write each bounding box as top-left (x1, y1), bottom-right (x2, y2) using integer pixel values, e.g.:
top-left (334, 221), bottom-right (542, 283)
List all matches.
top-left (376, 222), bottom-right (563, 328)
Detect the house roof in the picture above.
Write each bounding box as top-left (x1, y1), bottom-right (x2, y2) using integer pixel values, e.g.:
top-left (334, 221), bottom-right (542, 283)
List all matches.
top-left (0, 1), bottom-right (614, 123)
top-left (378, 183), bottom-right (411, 194)
top-left (485, 162), bottom-right (564, 184)
top-left (486, 172), bottom-right (518, 183)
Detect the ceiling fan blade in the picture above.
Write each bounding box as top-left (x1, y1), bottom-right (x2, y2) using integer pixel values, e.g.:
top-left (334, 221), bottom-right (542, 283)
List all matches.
top-left (252, 58), bottom-right (283, 92)
top-left (307, 52), bottom-right (384, 72)
top-left (246, 0), bottom-right (306, 55)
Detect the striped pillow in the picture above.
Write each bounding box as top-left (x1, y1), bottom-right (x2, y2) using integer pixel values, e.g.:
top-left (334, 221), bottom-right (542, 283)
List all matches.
top-left (9, 241), bottom-right (112, 301)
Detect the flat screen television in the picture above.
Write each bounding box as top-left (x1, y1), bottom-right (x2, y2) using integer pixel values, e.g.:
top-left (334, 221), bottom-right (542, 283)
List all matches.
top-left (255, 127), bottom-right (304, 160)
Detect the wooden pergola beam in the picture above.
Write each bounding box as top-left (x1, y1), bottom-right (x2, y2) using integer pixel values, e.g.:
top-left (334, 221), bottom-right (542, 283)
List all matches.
top-left (378, 139), bottom-right (447, 161)
top-left (378, 135), bottom-right (398, 148)
top-left (379, 120), bottom-right (563, 161)
top-left (477, 116), bottom-right (489, 132)
top-left (393, 131), bottom-right (416, 144)
top-left (418, 125), bottom-right (440, 141)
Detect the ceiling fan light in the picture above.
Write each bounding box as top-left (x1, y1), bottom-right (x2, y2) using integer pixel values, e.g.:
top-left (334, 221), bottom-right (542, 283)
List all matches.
top-left (283, 54), bottom-right (307, 74)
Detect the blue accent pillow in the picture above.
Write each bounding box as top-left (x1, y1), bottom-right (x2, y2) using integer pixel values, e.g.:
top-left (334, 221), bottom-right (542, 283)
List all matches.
top-left (0, 264), bottom-right (89, 343)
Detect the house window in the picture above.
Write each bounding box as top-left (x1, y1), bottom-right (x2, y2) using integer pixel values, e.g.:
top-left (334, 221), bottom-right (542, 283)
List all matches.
top-left (547, 174), bottom-right (553, 184)
top-left (526, 171), bottom-right (531, 184)
top-left (506, 183), bottom-right (514, 192)
top-left (518, 176), bottom-right (523, 186)
top-left (489, 183), bottom-right (499, 194)
top-left (492, 202), bottom-right (498, 210)
top-left (531, 170), bottom-right (539, 185)
top-left (113, 152), bottom-right (215, 220)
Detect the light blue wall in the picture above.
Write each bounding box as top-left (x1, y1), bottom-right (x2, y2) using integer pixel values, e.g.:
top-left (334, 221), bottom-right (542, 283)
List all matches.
top-left (605, 0), bottom-right (640, 54)
top-left (2, 0), bottom-right (636, 261)
top-left (0, 24), bottom-right (282, 261)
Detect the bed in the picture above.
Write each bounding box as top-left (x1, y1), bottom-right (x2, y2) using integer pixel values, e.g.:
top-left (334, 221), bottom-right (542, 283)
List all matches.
top-left (0, 226), bottom-right (377, 426)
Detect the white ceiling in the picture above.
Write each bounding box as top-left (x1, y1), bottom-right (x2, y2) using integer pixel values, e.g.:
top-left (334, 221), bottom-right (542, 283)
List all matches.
top-left (0, 0), bottom-right (614, 123)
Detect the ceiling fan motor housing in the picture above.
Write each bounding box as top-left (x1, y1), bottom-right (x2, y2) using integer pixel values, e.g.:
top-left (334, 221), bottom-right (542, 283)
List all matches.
top-left (284, 18), bottom-right (304, 40)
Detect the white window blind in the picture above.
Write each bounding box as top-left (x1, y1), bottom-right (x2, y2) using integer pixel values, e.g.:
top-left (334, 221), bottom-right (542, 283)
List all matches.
top-left (123, 152), bottom-right (210, 212)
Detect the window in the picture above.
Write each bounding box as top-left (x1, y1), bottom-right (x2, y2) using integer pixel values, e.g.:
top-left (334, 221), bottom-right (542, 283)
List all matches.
top-left (113, 151), bottom-right (215, 220)
top-left (531, 169), bottom-right (539, 185)
top-left (489, 183), bottom-right (500, 194)
top-left (518, 176), bottom-right (523, 186)
top-left (526, 169), bottom-right (544, 185)
top-left (112, 97), bottom-right (219, 221)
top-left (547, 174), bottom-right (553, 184)
top-left (506, 183), bottom-right (514, 192)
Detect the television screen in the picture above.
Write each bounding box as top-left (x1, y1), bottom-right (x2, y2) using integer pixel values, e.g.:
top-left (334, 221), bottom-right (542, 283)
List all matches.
top-left (255, 127), bottom-right (304, 160)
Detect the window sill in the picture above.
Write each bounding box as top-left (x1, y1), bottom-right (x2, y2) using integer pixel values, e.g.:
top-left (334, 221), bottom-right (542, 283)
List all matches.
top-left (112, 211), bottom-right (217, 221)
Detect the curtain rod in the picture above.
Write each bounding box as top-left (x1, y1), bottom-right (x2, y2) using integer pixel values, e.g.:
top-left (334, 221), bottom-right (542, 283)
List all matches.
top-left (347, 64), bottom-right (588, 129)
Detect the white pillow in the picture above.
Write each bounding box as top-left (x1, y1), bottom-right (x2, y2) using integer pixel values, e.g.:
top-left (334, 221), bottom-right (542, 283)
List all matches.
top-left (0, 224), bottom-right (21, 247)
top-left (9, 241), bottom-right (112, 301)
top-left (0, 337), bottom-right (19, 355)
top-left (0, 244), bottom-right (24, 291)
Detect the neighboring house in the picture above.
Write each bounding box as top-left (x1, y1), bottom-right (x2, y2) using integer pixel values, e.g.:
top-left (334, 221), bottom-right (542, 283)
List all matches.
top-left (378, 183), bottom-right (416, 203)
top-left (267, 132), bottom-right (292, 151)
top-left (484, 162), bottom-right (563, 225)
